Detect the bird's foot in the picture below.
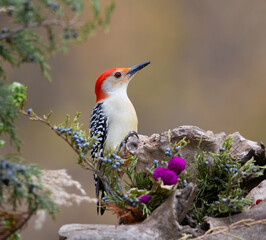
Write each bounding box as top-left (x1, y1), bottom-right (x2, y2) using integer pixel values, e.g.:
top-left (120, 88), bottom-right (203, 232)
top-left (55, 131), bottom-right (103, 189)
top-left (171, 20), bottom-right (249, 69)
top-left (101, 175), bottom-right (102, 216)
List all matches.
top-left (116, 131), bottom-right (139, 158)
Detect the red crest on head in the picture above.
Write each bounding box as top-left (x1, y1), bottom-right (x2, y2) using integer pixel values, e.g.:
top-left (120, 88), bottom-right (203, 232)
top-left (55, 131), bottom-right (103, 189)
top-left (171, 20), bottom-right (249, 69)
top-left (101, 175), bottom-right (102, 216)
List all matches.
top-left (95, 68), bottom-right (117, 102)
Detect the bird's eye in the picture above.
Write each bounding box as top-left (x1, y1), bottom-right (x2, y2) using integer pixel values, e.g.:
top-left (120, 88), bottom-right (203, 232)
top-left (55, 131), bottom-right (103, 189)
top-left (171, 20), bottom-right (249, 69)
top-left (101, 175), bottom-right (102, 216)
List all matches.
top-left (114, 72), bottom-right (122, 78)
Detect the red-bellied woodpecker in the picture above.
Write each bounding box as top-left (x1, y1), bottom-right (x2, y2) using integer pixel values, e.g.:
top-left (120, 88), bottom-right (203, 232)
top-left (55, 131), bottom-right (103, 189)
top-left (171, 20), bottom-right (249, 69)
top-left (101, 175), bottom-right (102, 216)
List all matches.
top-left (89, 61), bottom-right (150, 214)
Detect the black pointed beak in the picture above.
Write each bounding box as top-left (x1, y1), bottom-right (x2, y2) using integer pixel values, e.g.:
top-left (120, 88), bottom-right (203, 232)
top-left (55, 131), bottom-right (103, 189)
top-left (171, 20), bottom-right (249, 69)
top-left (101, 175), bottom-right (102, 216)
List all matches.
top-left (126, 61), bottom-right (150, 77)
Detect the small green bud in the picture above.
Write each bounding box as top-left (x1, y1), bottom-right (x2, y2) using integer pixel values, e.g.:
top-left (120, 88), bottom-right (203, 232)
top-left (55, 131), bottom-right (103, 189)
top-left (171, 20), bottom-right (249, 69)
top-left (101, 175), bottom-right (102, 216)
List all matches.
top-left (8, 82), bottom-right (27, 108)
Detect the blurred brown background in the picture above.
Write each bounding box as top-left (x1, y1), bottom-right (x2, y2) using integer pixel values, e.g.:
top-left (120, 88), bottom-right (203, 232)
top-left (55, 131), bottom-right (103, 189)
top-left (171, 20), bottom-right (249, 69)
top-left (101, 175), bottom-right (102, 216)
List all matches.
top-left (2, 0), bottom-right (266, 239)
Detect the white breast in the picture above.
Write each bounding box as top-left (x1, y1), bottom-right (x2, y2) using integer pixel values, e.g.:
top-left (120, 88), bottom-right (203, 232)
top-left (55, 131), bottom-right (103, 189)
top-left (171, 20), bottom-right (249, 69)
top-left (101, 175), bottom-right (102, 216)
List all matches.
top-left (103, 93), bottom-right (138, 151)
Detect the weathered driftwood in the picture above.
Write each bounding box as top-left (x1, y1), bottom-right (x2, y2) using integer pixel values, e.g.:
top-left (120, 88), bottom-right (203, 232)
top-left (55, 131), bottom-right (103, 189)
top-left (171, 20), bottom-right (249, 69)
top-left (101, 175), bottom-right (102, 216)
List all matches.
top-left (58, 126), bottom-right (266, 240)
top-left (245, 179), bottom-right (266, 205)
top-left (59, 183), bottom-right (199, 240)
top-left (204, 181), bottom-right (266, 239)
top-left (126, 125), bottom-right (265, 171)
top-left (203, 200), bottom-right (266, 240)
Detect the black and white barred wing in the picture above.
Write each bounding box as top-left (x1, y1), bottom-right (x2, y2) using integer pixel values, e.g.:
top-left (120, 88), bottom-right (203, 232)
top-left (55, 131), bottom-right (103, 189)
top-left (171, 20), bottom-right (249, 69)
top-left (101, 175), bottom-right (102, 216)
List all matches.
top-left (89, 101), bottom-right (108, 159)
top-left (89, 101), bottom-right (109, 215)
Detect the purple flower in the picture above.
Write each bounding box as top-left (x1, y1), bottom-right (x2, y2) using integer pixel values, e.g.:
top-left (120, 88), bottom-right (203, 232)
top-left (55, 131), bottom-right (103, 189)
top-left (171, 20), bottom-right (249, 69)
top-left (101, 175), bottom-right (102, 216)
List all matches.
top-left (161, 170), bottom-right (178, 185)
top-left (139, 195), bottom-right (151, 204)
top-left (153, 167), bottom-right (167, 181)
top-left (153, 167), bottom-right (178, 185)
top-left (168, 157), bottom-right (186, 175)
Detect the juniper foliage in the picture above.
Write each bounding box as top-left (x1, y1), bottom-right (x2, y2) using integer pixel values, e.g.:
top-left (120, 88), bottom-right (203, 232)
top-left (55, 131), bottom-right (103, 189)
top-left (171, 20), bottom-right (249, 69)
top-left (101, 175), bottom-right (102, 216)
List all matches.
top-left (27, 109), bottom-right (124, 198)
top-left (0, 0), bottom-right (115, 151)
top-left (0, 157), bottom-right (58, 239)
top-left (0, 0), bottom-right (115, 238)
top-left (0, 0), bottom-right (115, 80)
top-left (182, 137), bottom-right (265, 224)
top-left (0, 82), bottom-right (26, 151)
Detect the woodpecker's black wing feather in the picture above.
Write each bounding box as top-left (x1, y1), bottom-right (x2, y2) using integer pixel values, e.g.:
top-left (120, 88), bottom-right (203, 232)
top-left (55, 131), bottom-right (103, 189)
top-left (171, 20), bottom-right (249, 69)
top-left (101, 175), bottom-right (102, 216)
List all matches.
top-left (90, 101), bottom-right (108, 158)
top-left (89, 101), bottom-right (108, 215)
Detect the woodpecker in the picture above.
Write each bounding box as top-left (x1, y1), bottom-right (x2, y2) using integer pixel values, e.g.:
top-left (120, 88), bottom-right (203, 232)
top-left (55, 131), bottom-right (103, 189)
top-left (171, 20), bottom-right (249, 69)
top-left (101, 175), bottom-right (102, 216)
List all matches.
top-left (89, 61), bottom-right (150, 214)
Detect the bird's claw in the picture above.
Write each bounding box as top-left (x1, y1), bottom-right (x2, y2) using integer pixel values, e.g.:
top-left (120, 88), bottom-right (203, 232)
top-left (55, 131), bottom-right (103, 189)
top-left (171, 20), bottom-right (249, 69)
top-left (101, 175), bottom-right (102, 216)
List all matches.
top-left (116, 131), bottom-right (139, 158)
top-left (126, 131), bottom-right (139, 140)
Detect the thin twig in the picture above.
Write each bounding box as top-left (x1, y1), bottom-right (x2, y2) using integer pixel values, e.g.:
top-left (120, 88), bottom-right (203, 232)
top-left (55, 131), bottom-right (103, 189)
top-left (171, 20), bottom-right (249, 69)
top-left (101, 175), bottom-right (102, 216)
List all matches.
top-left (229, 218), bottom-right (254, 228)
top-left (204, 226), bottom-right (227, 235)
top-left (222, 232), bottom-right (244, 240)
top-left (21, 110), bottom-right (123, 198)
top-left (21, 110), bottom-right (97, 172)
top-left (192, 219), bottom-right (266, 240)
top-left (4, 210), bottom-right (35, 240)
top-left (0, 18), bottom-right (84, 40)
